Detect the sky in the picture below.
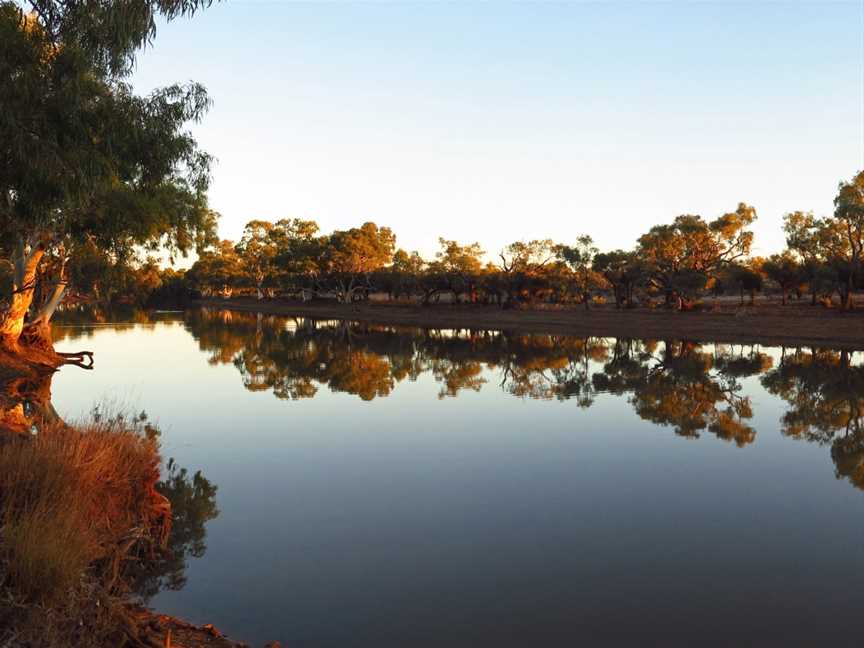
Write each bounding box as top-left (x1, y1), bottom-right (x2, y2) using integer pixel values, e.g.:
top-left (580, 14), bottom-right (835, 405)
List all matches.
top-left (130, 0), bottom-right (864, 261)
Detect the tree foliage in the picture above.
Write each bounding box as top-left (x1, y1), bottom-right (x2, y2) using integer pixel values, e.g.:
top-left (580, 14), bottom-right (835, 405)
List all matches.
top-left (0, 0), bottom-right (217, 352)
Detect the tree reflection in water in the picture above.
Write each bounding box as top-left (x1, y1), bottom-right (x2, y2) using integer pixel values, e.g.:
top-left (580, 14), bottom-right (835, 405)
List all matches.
top-left (762, 348), bottom-right (864, 490)
top-left (52, 307), bottom-right (864, 498)
top-left (127, 458), bottom-right (219, 601)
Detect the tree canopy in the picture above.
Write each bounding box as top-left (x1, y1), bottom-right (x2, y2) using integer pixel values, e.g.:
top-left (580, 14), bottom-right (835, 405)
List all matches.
top-left (0, 0), bottom-right (218, 351)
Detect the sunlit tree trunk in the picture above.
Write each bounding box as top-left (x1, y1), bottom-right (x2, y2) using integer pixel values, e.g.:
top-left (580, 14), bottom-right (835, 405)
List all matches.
top-left (21, 264), bottom-right (68, 353)
top-left (0, 237), bottom-right (45, 351)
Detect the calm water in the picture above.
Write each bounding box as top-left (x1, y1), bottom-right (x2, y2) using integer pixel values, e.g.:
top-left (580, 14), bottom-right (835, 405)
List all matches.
top-left (50, 309), bottom-right (864, 647)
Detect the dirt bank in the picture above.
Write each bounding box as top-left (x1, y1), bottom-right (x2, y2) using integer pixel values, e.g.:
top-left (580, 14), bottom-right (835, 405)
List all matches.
top-left (133, 610), bottom-right (253, 648)
top-left (198, 297), bottom-right (864, 350)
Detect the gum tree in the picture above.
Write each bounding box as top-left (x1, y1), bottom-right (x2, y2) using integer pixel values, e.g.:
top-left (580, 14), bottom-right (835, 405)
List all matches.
top-left (830, 170), bottom-right (864, 309)
top-left (558, 235), bottom-right (603, 309)
top-left (763, 252), bottom-right (803, 305)
top-left (637, 204), bottom-right (757, 309)
top-left (0, 0), bottom-right (216, 354)
top-left (498, 239), bottom-right (557, 306)
top-left (320, 222), bottom-right (396, 303)
top-left (783, 211), bottom-right (837, 306)
top-left (235, 221), bottom-right (278, 300)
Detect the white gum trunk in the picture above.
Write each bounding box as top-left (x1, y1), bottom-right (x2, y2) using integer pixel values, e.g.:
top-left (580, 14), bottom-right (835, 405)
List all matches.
top-left (0, 238), bottom-right (45, 349)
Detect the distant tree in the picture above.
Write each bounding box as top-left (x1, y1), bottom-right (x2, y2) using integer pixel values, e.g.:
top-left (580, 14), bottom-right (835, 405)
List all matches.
top-left (321, 222), bottom-right (396, 302)
top-left (187, 241), bottom-right (243, 297)
top-left (637, 204), bottom-right (757, 309)
top-left (498, 239), bottom-right (557, 306)
top-left (762, 253), bottom-right (804, 305)
top-left (830, 170), bottom-right (864, 308)
top-left (267, 218), bottom-right (321, 300)
top-left (435, 238), bottom-right (485, 275)
top-left (392, 249), bottom-right (426, 276)
top-left (558, 235), bottom-right (604, 310)
top-left (783, 211), bottom-right (837, 305)
top-left (725, 262), bottom-right (764, 306)
top-left (592, 250), bottom-right (644, 308)
top-left (426, 238), bottom-right (485, 304)
top-left (235, 220), bottom-right (279, 300)
top-left (386, 249), bottom-right (426, 301)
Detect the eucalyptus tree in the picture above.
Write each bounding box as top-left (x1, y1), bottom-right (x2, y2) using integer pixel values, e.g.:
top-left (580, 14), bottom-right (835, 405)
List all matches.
top-left (236, 221), bottom-right (279, 300)
top-left (498, 239), bottom-right (557, 305)
top-left (0, 0), bottom-right (217, 353)
top-left (320, 222), bottom-right (396, 302)
top-left (557, 235), bottom-right (604, 309)
top-left (186, 241), bottom-right (243, 298)
top-left (637, 204), bottom-right (756, 309)
top-left (592, 250), bottom-right (644, 308)
top-left (762, 253), bottom-right (804, 305)
top-left (783, 211), bottom-right (842, 306)
top-left (382, 249), bottom-right (426, 301)
top-left (725, 261), bottom-right (764, 306)
top-left (424, 238), bottom-right (485, 304)
top-left (271, 218), bottom-right (322, 300)
top-left (830, 171), bottom-right (864, 308)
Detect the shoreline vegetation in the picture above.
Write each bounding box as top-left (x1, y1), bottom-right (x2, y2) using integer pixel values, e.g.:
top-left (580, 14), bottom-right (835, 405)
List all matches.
top-left (198, 297), bottom-right (864, 350)
top-left (0, 397), bottom-right (243, 648)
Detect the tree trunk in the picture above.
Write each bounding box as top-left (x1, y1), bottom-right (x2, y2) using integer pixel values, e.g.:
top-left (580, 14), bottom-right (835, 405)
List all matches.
top-left (0, 239), bottom-right (45, 351)
top-left (20, 275), bottom-right (67, 354)
top-left (782, 288), bottom-right (788, 306)
top-left (19, 318), bottom-right (54, 353)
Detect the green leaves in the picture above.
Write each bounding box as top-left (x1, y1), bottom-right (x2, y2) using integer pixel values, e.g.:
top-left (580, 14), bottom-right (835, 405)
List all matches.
top-left (25, 0), bottom-right (215, 76)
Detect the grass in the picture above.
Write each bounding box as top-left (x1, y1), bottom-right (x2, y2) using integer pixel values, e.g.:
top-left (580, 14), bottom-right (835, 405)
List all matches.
top-left (0, 410), bottom-right (170, 646)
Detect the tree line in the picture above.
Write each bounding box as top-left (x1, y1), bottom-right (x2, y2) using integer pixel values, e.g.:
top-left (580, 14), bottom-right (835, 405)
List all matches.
top-left (3, 0), bottom-right (864, 362)
top-left (182, 173), bottom-right (864, 311)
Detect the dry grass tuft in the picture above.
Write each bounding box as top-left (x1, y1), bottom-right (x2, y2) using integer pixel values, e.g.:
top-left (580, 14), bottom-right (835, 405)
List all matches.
top-left (0, 410), bottom-right (170, 646)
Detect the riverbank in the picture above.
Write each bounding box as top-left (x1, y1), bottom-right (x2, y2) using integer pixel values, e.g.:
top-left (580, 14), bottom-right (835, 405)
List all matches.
top-left (198, 297), bottom-right (864, 349)
top-left (0, 380), bottom-right (251, 648)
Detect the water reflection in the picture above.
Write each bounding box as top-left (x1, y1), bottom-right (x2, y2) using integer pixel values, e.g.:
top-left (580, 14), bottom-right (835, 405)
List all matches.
top-left (0, 365), bottom-right (60, 433)
top-left (762, 348), bottom-right (864, 490)
top-left (179, 308), bottom-right (864, 493)
top-left (127, 458), bottom-right (220, 601)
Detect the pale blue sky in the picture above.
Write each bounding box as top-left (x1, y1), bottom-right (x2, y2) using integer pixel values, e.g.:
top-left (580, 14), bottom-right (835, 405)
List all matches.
top-left (132, 1), bottom-right (864, 259)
